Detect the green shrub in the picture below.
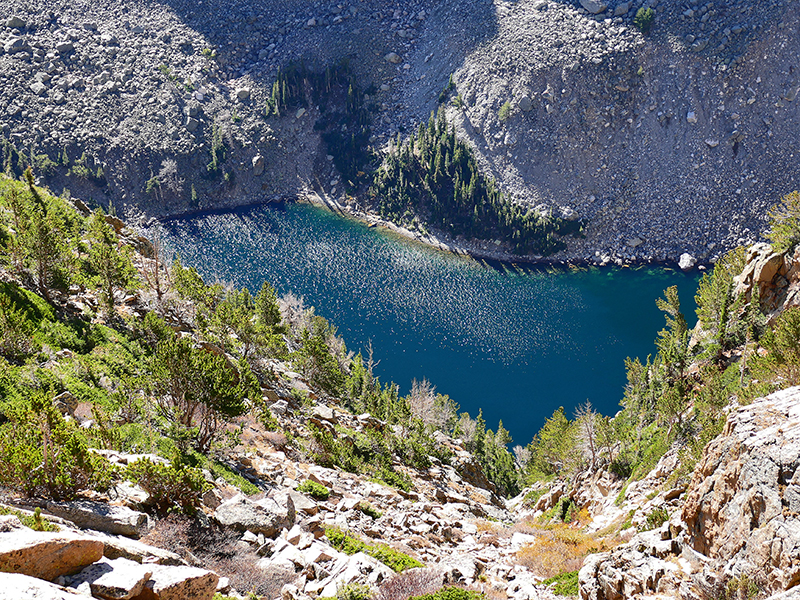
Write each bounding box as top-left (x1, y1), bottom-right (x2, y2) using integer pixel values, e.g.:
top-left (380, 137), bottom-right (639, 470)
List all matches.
top-left (721, 575), bottom-right (759, 600)
top-left (336, 583), bottom-right (374, 600)
top-left (642, 507), bottom-right (669, 531)
top-left (542, 571), bottom-right (579, 596)
top-left (358, 501), bottom-right (382, 519)
top-left (368, 544), bottom-right (425, 573)
top-left (523, 487), bottom-right (547, 506)
top-left (181, 450), bottom-right (260, 496)
top-left (498, 101), bottom-right (512, 122)
top-left (125, 458), bottom-right (210, 515)
top-left (325, 527), bottom-right (423, 572)
top-left (371, 467), bottom-right (413, 492)
top-left (0, 390), bottom-right (117, 499)
top-left (767, 191), bottom-right (800, 253)
top-left (297, 479), bottom-right (331, 500)
top-left (633, 7), bottom-right (654, 33)
top-left (410, 587), bottom-right (484, 600)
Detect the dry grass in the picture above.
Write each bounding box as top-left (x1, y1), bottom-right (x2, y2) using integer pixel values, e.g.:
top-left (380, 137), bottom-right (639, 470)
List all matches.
top-left (377, 568), bottom-right (445, 600)
top-left (475, 520), bottom-right (505, 534)
top-left (514, 524), bottom-right (617, 579)
top-left (141, 515), bottom-right (283, 597)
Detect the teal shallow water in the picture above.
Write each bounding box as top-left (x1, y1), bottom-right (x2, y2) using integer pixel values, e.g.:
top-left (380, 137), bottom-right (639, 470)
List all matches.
top-left (160, 203), bottom-right (700, 445)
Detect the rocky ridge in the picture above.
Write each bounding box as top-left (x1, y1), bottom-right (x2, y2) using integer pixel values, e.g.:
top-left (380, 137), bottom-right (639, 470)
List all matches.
top-left (0, 0), bottom-right (799, 265)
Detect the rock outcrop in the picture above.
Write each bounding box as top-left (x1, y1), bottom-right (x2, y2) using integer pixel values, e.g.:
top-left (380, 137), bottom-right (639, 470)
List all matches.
top-left (682, 386), bottom-right (800, 595)
top-left (580, 386), bottom-right (800, 599)
top-left (0, 524), bottom-right (105, 581)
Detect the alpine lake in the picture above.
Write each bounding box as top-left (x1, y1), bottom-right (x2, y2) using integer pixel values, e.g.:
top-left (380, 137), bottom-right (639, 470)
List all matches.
top-left (159, 202), bottom-right (701, 446)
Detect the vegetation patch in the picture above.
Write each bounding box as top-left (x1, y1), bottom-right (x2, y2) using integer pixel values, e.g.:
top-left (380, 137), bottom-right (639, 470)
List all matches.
top-left (542, 570), bottom-right (580, 596)
top-left (410, 587), bottom-right (485, 600)
top-left (515, 525), bottom-right (607, 579)
top-left (370, 109), bottom-right (584, 256)
top-left (325, 527), bottom-right (424, 572)
top-left (0, 506), bottom-right (59, 532)
top-left (297, 479), bottom-right (331, 500)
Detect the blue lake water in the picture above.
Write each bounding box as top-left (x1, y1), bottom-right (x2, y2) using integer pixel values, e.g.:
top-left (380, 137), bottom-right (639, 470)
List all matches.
top-left (159, 202), bottom-right (701, 446)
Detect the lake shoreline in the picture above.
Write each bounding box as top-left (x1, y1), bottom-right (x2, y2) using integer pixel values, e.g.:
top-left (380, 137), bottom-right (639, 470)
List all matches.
top-left (153, 191), bottom-right (708, 273)
top-left (303, 191), bottom-right (710, 273)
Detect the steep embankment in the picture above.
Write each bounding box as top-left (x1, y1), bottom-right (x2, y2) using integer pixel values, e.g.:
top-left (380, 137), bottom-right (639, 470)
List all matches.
top-left (1, 0), bottom-right (799, 262)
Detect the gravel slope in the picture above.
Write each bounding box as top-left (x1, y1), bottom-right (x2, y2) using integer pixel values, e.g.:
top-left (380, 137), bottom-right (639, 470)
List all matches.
top-left (0, 0), bottom-right (798, 264)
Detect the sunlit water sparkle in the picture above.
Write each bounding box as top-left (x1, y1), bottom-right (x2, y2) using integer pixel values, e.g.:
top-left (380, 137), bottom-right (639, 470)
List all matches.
top-left (158, 203), bottom-right (700, 445)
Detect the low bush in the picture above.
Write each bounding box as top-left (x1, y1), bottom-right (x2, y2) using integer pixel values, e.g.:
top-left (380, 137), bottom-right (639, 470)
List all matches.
top-left (297, 479), bottom-right (331, 500)
top-left (358, 501), bottom-right (383, 519)
top-left (337, 583), bottom-right (374, 600)
top-left (633, 7), bottom-right (654, 33)
top-left (515, 526), bottom-right (603, 578)
top-left (410, 587), bottom-right (484, 600)
top-left (498, 101), bottom-right (512, 122)
top-left (325, 527), bottom-right (424, 572)
top-left (642, 507), bottom-right (669, 531)
top-left (542, 571), bottom-right (579, 596)
top-left (0, 391), bottom-right (117, 500)
top-left (125, 458), bottom-right (210, 515)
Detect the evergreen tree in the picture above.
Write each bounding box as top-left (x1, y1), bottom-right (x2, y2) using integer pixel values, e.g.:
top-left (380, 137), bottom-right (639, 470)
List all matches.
top-left (87, 210), bottom-right (137, 313)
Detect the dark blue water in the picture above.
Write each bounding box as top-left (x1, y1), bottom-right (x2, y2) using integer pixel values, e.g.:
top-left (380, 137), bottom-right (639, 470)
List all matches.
top-left (159, 203), bottom-right (700, 445)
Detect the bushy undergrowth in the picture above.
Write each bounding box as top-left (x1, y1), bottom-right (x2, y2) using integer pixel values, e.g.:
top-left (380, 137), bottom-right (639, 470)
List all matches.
top-left (125, 458), bottom-right (210, 515)
top-left (515, 525), bottom-right (609, 579)
top-left (542, 571), bottom-right (580, 596)
top-left (410, 588), bottom-right (485, 600)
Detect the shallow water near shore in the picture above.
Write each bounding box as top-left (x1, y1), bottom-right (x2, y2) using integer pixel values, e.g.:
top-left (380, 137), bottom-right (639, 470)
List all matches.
top-left (159, 202), bottom-right (701, 445)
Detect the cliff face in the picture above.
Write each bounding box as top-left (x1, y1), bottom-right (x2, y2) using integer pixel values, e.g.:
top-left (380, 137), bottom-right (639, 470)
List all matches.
top-left (1, 0), bottom-right (799, 261)
top-left (681, 386), bottom-right (800, 594)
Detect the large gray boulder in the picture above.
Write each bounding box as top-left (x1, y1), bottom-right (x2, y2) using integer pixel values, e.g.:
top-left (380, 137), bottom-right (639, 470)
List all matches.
top-left (68, 557), bottom-right (152, 600)
top-left (213, 494), bottom-right (294, 537)
top-left (46, 500), bottom-right (149, 538)
top-left (133, 564), bottom-right (218, 600)
top-left (579, 0), bottom-right (607, 13)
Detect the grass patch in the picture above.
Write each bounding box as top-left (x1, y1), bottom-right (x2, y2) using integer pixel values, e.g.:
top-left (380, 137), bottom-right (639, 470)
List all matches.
top-left (411, 588), bottom-right (484, 600)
